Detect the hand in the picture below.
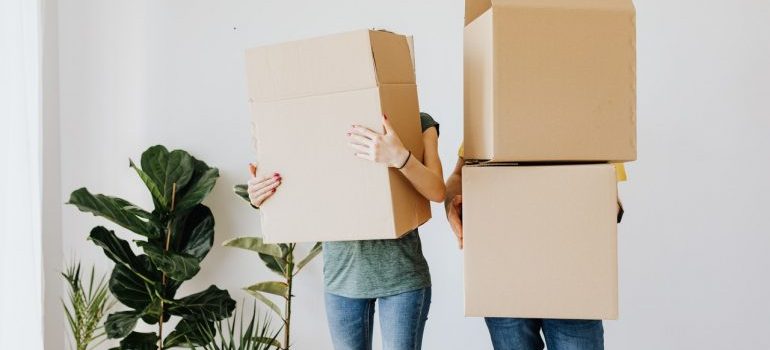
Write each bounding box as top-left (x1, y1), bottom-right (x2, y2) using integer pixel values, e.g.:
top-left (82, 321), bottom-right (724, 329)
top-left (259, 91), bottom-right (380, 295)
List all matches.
top-left (247, 163), bottom-right (281, 207)
top-left (447, 195), bottom-right (463, 249)
top-left (348, 114), bottom-right (410, 168)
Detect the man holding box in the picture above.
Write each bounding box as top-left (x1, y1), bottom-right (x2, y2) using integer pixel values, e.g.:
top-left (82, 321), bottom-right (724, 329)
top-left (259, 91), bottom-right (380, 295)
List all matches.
top-left (445, 155), bottom-right (605, 350)
top-left (444, 150), bottom-right (625, 350)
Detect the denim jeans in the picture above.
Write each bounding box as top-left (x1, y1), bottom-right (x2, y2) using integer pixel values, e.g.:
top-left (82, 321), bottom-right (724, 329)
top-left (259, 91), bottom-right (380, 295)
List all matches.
top-left (324, 287), bottom-right (431, 350)
top-left (485, 318), bottom-right (604, 350)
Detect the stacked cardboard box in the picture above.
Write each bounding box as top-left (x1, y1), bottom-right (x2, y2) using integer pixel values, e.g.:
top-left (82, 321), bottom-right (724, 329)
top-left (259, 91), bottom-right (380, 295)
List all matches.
top-left (244, 30), bottom-right (430, 243)
top-left (462, 0), bottom-right (636, 320)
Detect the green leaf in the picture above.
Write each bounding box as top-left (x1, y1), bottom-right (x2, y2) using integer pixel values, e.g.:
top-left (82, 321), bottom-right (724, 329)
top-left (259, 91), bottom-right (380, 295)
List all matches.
top-left (129, 158), bottom-right (166, 208)
top-left (223, 237), bottom-right (283, 258)
top-left (234, 184), bottom-right (251, 203)
top-left (174, 205), bottom-right (215, 261)
top-left (245, 282), bottom-right (289, 299)
top-left (140, 145), bottom-right (194, 211)
top-left (259, 253), bottom-right (286, 277)
top-left (168, 285), bottom-right (236, 321)
top-left (295, 242), bottom-right (322, 274)
top-left (175, 158), bottom-right (219, 213)
top-left (113, 197), bottom-right (153, 220)
top-left (88, 227), bottom-right (152, 282)
top-left (244, 289), bottom-right (282, 317)
top-left (105, 311), bottom-right (141, 339)
top-left (163, 318), bottom-right (215, 348)
top-left (137, 242), bottom-right (200, 282)
top-left (68, 188), bottom-right (161, 238)
top-left (119, 331), bottom-right (158, 350)
top-left (109, 263), bottom-right (154, 311)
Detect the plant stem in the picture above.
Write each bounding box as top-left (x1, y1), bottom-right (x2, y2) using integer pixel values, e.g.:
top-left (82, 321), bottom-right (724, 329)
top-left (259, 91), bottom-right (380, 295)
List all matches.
top-left (283, 244), bottom-right (295, 350)
top-left (159, 182), bottom-right (177, 350)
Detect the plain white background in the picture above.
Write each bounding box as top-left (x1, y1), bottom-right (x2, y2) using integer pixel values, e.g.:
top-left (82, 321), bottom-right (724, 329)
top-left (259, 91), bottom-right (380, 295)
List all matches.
top-left (47, 0), bottom-right (770, 349)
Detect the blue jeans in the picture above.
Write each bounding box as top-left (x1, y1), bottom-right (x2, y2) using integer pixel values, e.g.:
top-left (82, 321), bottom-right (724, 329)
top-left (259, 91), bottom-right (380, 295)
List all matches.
top-left (485, 318), bottom-right (604, 350)
top-left (324, 287), bottom-right (431, 350)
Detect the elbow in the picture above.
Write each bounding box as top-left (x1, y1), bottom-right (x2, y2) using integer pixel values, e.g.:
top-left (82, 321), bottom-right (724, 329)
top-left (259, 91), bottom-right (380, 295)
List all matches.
top-left (428, 185), bottom-right (447, 203)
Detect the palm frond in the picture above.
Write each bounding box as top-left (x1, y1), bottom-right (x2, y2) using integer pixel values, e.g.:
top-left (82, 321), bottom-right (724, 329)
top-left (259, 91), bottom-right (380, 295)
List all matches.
top-left (62, 259), bottom-right (114, 350)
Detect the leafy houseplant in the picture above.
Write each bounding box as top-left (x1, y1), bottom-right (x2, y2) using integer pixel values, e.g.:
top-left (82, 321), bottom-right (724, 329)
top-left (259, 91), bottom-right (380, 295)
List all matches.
top-left (68, 145), bottom-right (236, 349)
top-left (62, 261), bottom-right (116, 350)
top-left (188, 302), bottom-right (281, 350)
top-left (224, 185), bottom-right (322, 350)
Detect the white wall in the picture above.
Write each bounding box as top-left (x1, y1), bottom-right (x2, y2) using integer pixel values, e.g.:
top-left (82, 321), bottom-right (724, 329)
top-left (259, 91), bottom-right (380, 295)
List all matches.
top-left (54, 0), bottom-right (770, 349)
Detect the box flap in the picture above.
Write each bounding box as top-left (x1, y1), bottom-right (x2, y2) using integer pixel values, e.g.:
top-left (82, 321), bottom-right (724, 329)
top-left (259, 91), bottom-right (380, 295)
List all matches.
top-left (465, 0), bottom-right (492, 25)
top-left (493, 0), bottom-right (633, 12)
top-left (369, 30), bottom-right (416, 85)
top-left (467, 0), bottom-right (634, 26)
top-left (246, 30), bottom-right (415, 102)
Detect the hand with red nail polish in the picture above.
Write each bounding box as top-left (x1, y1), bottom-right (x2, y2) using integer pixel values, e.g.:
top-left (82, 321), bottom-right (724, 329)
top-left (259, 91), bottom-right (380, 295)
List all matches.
top-left (246, 163), bottom-right (282, 207)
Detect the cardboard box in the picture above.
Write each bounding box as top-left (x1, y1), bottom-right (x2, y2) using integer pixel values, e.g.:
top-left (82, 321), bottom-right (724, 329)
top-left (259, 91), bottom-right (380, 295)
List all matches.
top-left (463, 163), bottom-right (619, 319)
top-left (244, 30), bottom-right (430, 243)
top-left (463, 0), bottom-right (637, 162)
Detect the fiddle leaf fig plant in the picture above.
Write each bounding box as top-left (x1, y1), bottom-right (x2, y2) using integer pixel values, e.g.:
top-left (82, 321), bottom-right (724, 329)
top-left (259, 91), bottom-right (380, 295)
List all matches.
top-left (225, 185), bottom-right (322, 350)
top-left (68, 145), bottom-right (236, 350)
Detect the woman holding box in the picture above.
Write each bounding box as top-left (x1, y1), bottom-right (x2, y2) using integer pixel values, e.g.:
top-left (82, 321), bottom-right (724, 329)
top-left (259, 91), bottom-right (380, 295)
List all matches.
top-left (246, 113), bottom-right (445, 350)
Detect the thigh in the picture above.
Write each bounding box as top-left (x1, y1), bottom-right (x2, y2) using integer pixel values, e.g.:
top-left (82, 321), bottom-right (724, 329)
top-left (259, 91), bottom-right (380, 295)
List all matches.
top-left (324, 292), bottom-right (376, 350)
top-left (483, 317), bottom-right (544, 350)
top-left (377, 287), bottom-right (431, 350)
top-left (541, 319), bottom-right (604, 350)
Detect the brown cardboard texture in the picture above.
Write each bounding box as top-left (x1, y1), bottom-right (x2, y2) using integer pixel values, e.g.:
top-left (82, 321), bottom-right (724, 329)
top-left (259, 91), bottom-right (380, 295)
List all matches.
top-left (464, 0), bottom-right (637, 162)
top-left (463, 163), bottom-right (619, 319)
top-left (245, 30), bottom-right (430, 243)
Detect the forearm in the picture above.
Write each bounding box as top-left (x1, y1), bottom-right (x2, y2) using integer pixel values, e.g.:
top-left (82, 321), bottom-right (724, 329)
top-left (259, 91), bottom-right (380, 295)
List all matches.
top-left (399, 155), bottom-right (446, 203)
top-left (444, 158), bottom-right (463, 212)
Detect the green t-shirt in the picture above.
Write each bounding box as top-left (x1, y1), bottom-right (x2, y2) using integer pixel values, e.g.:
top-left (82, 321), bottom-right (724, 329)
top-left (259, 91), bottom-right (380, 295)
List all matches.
top-left (323, 113), bottom-right (439, 298)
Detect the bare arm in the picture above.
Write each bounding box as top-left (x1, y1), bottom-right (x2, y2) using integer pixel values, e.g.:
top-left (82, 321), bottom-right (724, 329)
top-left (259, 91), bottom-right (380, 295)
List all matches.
top-left (444, 157), bottom-right (464, 249)
top-left (398, 127), bottom-right (446, 202)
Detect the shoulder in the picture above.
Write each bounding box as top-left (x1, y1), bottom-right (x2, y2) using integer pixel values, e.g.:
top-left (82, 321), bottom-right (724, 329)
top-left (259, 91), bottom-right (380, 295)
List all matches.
top-left (419, 112), bottom-right (439, 136)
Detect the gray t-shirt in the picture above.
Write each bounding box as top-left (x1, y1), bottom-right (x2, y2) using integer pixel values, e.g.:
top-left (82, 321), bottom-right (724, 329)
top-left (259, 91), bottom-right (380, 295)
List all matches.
top-left (323, 113), bottom-right (439, 298)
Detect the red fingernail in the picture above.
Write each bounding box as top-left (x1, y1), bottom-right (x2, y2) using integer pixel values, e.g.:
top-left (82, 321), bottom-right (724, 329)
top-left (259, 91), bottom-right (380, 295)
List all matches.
top-left (272, 189), bottom-right (276, 193)
top-left (383, 114), bottom-right (388, 120)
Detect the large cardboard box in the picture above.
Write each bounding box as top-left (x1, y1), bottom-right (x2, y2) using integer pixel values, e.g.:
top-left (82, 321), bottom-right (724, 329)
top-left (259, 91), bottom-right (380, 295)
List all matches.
top-left (244, 30), bottom-right (431, 243)
top-left (463, 163), bottom-right (619, 319)
top-left (464, 0), bottom-right (637, 162)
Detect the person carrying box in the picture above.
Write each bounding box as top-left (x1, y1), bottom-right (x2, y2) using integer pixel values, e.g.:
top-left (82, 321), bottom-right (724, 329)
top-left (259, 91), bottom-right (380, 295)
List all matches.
top-left (445, 148), bottom-right (625, 350)
top-left (246, 113), bottom-right (445, 350)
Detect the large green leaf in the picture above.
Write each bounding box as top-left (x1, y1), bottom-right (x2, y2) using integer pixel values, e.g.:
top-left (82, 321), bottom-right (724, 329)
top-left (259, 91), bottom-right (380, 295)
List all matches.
top-left (163, 318), bottom-right (215, 348)
top-left (173, 205), bottom-right (215, 261)
top-left (140, 145), bottom-right (194, 211)
top-left (168, 285), bottom-right (235, 321)
top-left (245, 282), bottom-right (289, 299)
top-left (223, 236), bottom-right (283, 258)
top-left (139, 297), bottom-right (168, 325)
top-left (68, 188), bottom-right (161, 238)
top-left (175, 158), bottom-right (219, 213)
top-left (113, 197), bottom-right (153, 220)
top-left (129, 158), bottom-right (166, 208)
top-left (119, 332), bottom-right (158, 350)
top-left (89, 226), bottom-right (153, 283)
top-left (105, 311), bottom-right (141, 339)
top-left (109, 263), bottom-right (154, 311)
top-left (137, 242), bottom-right (200, 282)
top-left (295, 242), bottom-right (322, 274)
top-left (244, 289), bottom-right (282, 317)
